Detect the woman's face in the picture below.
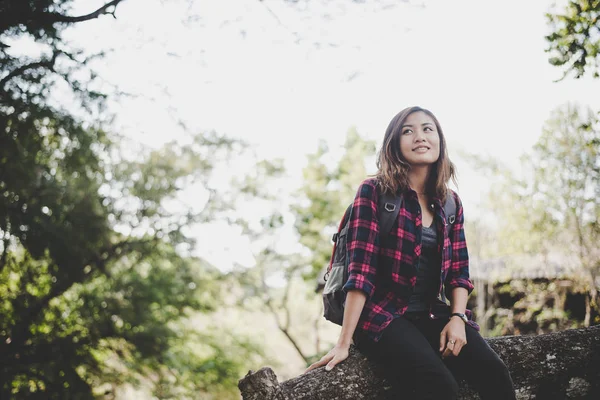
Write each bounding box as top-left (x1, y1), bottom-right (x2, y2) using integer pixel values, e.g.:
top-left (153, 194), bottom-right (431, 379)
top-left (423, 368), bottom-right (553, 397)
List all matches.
top-left (399, 111), bottom-right (441, 167)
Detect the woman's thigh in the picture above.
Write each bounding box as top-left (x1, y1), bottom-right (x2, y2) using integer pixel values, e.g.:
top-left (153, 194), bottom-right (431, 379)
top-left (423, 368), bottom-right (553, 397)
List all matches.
top-left (444, 325), bottom-right (516, 399)
top-left (357, 317), bottom-right (458, 396)
top-left (359, 317), bottom-right (444, 369)
top-left (446, 325), bottom-right (508, 374)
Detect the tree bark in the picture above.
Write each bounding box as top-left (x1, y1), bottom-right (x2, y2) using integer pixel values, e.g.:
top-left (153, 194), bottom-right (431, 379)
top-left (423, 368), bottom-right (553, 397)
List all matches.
top-left (239, 325), bottom-right (600, 400)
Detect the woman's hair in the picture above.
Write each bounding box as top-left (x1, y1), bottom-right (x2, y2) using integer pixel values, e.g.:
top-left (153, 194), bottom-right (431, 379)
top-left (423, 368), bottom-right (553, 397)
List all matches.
top-left (375, 106), bottom-right (457, 202)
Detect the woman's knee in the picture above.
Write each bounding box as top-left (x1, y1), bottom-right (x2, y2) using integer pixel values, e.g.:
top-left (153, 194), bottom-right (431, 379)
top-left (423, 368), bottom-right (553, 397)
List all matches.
top-left (437, 371), bottom-right (459, 399)
top-left (470, 355), bottom-right (514, 392)
top-left (464, 331), bottom-right (512, 376)
top-left (439, 367), bottom-right (460, 397)
top-left (478, 354), bottom-right (511, 376)
top-left (412, 364), bottom-right (458, 399)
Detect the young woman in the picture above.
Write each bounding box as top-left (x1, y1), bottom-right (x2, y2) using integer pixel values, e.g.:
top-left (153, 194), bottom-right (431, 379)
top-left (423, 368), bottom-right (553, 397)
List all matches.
top-left (306, 107), bottom-right (516, 399)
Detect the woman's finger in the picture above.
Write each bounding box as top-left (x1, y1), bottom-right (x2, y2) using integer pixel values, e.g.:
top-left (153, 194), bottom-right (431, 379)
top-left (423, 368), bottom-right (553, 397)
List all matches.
top-left (453, 339), bottom-right (467, 356)
top-left (439, 329), bottom-right (447, 352)
top-left (452, 342), bottom-right (463, 357)
top-left (304, 354), bottom-right (333, 373)
top-left (442, 346), bottom-right (453, 359)
top-left (443, 338), bottom-right (459, 359)
top-left (326, 355), bottom-right (345, 371)
top-left (305, 359), bottom-right (326, 373)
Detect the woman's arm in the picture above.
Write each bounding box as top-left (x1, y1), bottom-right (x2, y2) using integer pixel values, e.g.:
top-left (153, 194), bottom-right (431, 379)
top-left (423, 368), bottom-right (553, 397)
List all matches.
top-left (440, 191), bottom-right (472, 358)
top-left (305, 290), bottom-right (366, 372)
top-left (341, 180), bottom-right (380, 299)
top-left (444, 191), bottom-right (474, 298)
top-left (306, 180), bottom-right (380, 373)
top-left (449, 286), bottom-right (468, 315)
top-left (440, 287), bottom-right (469, 358)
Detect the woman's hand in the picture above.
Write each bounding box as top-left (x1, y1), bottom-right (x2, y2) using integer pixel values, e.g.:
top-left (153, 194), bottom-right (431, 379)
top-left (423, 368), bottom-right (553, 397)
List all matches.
top-left (305, 290), bottom-right (365, 373)
top-left (304, 343), bottom-right (350, 373)
top-left (439, 317), bottom-right (467, 359)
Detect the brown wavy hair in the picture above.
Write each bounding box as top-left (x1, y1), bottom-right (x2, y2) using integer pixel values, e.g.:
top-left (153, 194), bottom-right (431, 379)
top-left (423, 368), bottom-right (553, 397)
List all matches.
top-left (374, 106), bottom-right (457, 202)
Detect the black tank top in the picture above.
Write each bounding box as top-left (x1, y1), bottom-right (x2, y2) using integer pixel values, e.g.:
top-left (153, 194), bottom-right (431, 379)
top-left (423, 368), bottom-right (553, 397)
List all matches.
top-left (405, 219), bottom-right (442, 313)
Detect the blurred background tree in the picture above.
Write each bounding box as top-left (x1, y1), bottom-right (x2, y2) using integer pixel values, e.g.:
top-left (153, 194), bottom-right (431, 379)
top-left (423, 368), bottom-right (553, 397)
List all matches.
top-left (223, 128), bottom-right (376, 370)
top-left (290, 128), bottom-right (376, 362)
top-left (450, 0), bottom-right (600, 337)
top-left (530, 104), bottom-right (599, 321)
top-left (546, 0), bottom-right (600, 79)
top-left (0, 1), bottom-right (269, 398)
top-left (464, 103), bottom-right (600, 334)
top-left (292, 128), bottom-right (376, 281)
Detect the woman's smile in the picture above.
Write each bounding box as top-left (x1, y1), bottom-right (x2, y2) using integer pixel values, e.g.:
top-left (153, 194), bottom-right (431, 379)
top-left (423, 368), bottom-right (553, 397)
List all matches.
top-left (413, 146), bottom-right (430, 152)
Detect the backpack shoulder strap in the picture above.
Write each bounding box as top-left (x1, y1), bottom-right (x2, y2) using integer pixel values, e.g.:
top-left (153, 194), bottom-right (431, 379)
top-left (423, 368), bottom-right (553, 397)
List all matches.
top-left (378, 190), bottom-right (402, 240)
top-left (443, 192), bottom-right (457, 237)
top-left (332, 203), bottom-right (353, 243)
top-left (440, 191), bottom-right (458, 304)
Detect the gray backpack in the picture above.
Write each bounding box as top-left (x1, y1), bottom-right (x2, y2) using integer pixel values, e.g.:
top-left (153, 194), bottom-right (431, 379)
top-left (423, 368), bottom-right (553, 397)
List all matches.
top-left (322, 189), bottom-right (456, 325)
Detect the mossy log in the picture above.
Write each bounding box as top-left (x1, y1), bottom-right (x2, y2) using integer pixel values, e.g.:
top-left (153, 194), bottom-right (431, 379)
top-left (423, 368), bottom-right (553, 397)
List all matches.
top-left (239, 325), bottom-right (600, 399)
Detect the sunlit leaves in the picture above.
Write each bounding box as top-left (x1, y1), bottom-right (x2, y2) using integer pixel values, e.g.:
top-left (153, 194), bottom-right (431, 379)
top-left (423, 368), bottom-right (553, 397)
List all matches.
top-left (0, 1), bottom-right (263, 398)
top-left (546, 0), bottom-right (600, 79)
top-left (292, 127), bottom-right (376, 280)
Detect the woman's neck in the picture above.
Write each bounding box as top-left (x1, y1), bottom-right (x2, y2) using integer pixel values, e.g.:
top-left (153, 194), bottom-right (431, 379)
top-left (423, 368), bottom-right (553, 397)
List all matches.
top-left (407, 165), bottom-right (431, 194)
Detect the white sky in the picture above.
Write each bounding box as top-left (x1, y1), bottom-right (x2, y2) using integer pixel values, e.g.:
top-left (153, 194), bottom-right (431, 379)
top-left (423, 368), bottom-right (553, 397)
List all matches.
top-left (63, 0), bottom-right (600, 274)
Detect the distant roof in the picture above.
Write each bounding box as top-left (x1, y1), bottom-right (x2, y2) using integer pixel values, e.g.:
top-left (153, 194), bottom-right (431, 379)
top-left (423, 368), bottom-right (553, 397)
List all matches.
top-left (316, 253), bottom-right (595, 292)
top-left (469, 254), bottom-right (588, 282)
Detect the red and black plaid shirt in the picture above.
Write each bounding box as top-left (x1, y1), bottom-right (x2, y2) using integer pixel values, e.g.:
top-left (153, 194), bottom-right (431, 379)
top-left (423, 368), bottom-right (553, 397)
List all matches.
top-left (342, 178), bottom-right (479, 342)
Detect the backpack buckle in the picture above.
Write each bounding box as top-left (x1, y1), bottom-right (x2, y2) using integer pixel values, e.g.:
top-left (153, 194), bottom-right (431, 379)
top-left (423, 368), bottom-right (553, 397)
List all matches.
top-left (384, 202), bottom-right (396, 212)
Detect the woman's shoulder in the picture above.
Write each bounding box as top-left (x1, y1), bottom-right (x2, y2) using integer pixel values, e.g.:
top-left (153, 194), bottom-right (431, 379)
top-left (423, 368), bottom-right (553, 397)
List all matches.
top-left (446, 188), bottom-right (463, 208)
top-left (354, 177), bottom-right (380, 200)
top-left (361, 177), bottom-right (379, 188)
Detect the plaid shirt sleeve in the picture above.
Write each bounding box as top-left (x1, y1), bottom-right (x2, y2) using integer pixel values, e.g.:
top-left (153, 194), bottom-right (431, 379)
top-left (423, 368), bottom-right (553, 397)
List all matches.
top-left (445, 190), bottom-right (474, 295)
top-left (342, 180), bottom-right (379, 299)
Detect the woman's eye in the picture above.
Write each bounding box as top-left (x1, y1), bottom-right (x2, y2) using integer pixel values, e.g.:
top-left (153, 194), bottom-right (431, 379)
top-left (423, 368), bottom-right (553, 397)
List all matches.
top-left (424, 126), bottom-right (433, 131)
top-left (402, 130), bottom-right (412, 135)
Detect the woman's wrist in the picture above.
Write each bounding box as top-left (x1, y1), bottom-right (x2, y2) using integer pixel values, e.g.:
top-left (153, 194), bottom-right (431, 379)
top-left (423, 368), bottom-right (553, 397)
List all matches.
top-left (449, 313), bottom-right (468, 324)
top-left (337, 341), bottom-right (352, 350)
top-left (337, 337), bottom-right (353, 347)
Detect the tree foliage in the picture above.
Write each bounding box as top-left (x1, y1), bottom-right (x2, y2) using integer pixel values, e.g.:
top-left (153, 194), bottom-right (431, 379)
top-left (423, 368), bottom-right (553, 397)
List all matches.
top-left (0, 1), bottom-right (266, 398)
top-left (292, 128), bottom-right (376, 281)
top-left (468, 103), bottom-right (600, 327)
top-left (546, 0), bottom-right (600, 79)
top-left (530, 104), bottom-right (600, 314)
top-left (225, 129), bottom-right (376, 369)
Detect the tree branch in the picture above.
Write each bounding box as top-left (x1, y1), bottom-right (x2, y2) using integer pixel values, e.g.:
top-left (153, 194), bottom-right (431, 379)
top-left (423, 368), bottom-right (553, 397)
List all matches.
top-left (0, 52), bottom-right (58, 90)
top-left (47, 0), bottom-right (125, 24)
top-left (240, 326), bottom-right (600, 400)
top-left (260, 265), bottom-right (309, 363)
top-left (0, 217), bottom-right (10, 274)
top-left (282, 272), bottom-right (293, 331)
top-left (259, 0), bottom-right (301, 44)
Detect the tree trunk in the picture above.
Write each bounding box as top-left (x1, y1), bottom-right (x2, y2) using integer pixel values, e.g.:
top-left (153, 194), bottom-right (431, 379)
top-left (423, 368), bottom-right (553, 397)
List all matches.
top-left (239, 325), bottom-right (600, 400)
top-left (584, 295), bottom-right (591, 327)
top-left (475, 279), bottom-right (487, 336)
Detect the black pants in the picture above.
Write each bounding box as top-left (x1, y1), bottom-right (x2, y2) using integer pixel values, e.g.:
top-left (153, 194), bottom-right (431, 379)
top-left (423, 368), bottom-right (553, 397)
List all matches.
top-left (355, 315), bottom-right (516, 400)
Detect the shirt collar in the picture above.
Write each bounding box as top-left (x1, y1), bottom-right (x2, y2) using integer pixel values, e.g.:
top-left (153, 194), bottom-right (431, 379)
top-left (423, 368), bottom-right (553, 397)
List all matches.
top-left (403, 187), bottom-right (444, 209)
